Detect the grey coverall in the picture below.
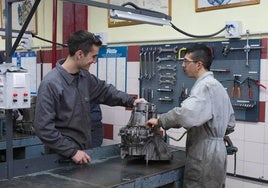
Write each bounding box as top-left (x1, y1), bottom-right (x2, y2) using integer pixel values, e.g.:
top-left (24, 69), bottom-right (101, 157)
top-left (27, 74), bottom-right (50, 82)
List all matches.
top-left (158, 72), bottom-right (235, 188)
top-left (34, 60), bottom-right (135, 158)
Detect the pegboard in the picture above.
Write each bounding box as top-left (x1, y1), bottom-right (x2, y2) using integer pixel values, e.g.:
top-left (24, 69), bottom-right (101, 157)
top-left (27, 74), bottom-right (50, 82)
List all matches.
top-left (140, 39), bottom-right (262, 122)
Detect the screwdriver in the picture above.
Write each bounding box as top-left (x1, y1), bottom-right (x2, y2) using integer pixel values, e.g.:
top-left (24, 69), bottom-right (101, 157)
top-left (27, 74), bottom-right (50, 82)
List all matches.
top-left (210, 68), bottom-right (230, 73)
top-left (247, 79), bottom-right (252, 99)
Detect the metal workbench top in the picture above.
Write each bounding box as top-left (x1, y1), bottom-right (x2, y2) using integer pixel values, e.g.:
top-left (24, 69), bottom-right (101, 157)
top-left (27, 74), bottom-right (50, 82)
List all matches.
top-left (0, 145), bottom-right (185, 188)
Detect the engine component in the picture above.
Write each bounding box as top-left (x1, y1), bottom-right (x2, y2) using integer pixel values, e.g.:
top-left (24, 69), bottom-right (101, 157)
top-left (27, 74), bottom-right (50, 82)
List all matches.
top-left (119, 102), bottom-right (172, 162)
top-left (16, 96), bottom-right (36, 134)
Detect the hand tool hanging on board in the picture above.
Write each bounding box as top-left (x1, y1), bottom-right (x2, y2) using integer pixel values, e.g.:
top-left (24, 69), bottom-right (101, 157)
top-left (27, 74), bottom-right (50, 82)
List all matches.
top-left (158, 73), bottom-right (176, 80)
top-left (231, 75), bottom-right (242, 99)
top-left (147, 88), bottom-right (153, 102)
top-left (157, 65), bottom-right (177, 72)
top-left (139, 48), bottom-right (144, 80)
top-left (156, 55), bottom-right (177, 63)
top-left (158, 97), bottom-right (173, 102)
top-left (241, 77), bottom-right (267, 99)
top-left (210, 68), bottom-right (230, 73)
top-left (151, 47), bottom-right (156, 78)
top-left (141, 87), bottom-right (146, 99)
top-left (247, 78), bottom-right (253, 99)
top-left (247, 77), bottom-right (267, 89)
top-left (141, 88), bottom-right (154, 102)
top-left (147, 48), bottom-right (152, 79)
top-left (156, 88), bottom-right (173, 92)
top-left (222, 30), bottom-right (263, 67)
top-left (158, 79), bottom-right (176, 85)
top-left (143, 48), bottom-right (148, 79)
top-left (177, 47), bottom-right (186, 61)
top-left (157, 46), bottom-right (178, 54)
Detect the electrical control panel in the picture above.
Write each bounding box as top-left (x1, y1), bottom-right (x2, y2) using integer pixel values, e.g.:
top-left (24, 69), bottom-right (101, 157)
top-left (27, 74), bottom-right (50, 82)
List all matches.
top-left (0, 72), bottom-right (31, 109)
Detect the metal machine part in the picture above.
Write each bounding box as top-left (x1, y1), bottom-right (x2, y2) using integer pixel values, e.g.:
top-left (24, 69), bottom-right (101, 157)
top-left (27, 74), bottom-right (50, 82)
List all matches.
top-left (16, 96), bottom-right (36, 134)
top-left (119, 102), bottom-right (172, 162)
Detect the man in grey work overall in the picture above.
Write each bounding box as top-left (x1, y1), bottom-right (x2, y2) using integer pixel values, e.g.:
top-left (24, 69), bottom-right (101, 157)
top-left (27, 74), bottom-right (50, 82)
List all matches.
top-left (34, 30), bottom-right (145, 164)
top-left (146, 44), bottom-right (235, 188)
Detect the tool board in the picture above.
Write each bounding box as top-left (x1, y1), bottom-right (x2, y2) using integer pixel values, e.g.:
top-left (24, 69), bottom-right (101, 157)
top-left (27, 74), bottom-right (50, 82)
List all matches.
top-left (139, 39), bottom-right (262, 122)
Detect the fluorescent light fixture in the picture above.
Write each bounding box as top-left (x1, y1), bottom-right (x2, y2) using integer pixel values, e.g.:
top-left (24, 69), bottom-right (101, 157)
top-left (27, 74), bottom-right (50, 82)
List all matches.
top-left (110, 9), bottom-right (171, 26)
top-left (0, 29), bottom-right (32, 39)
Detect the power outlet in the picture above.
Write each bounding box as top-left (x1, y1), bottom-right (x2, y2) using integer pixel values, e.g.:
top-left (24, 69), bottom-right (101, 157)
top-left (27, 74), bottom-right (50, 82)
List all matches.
top-left (20, 38), bottom-right (33, 50)
top-left (225, 21), bottom-right (242, 39)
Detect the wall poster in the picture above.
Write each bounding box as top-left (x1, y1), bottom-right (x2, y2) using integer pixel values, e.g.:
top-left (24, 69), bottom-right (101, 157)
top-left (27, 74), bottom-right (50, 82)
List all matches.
top-left (195, 0), bottom-right (260, 12)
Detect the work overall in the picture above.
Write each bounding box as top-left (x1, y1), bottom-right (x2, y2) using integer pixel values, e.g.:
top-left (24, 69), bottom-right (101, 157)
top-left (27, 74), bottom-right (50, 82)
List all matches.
top-left (159, 72), bottom-right (235, 188)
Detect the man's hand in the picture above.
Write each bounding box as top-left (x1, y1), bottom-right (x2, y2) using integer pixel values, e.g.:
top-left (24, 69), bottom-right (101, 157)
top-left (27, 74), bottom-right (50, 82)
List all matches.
top-left (72, 150), bottom-right (91, 164)
top-left (146, 118), bottom-right (159, 130)
top-left (133, 98), bottom-right (147, 106)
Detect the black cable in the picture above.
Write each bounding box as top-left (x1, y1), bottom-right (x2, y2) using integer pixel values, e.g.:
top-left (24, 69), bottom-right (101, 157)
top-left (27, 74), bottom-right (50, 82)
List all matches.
top-left (31, 32), bottom-right (68, 47)
top-left (121, 2), bottom-right (140, 9)
top-left (171, 22), bottom-right (227, 38)
top-left (121, 2), bottom-right (167, 15)
top-left (227, 173), bottom-right (268, 184)
top-left (120, 2), bottom-right (226, 38)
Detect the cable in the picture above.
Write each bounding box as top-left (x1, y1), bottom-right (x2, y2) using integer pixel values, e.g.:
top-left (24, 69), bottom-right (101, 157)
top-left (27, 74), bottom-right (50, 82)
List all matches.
top-left (121, 2), bottom-right (171, 17)
top-left (120, 2), bottom-right (226, 38)
top-left (121, 2), bottom-right (140, 9)
top-left (31, 32), bottom-right (68, 47)
top-left (171, 22), bottom-right (227, 38)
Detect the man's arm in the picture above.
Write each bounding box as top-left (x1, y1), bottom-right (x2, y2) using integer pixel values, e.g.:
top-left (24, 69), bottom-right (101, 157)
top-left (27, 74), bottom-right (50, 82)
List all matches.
top-left (88, 74), bottom-right (144, 107)
top-left (34, 81), bottom-right (77, 158)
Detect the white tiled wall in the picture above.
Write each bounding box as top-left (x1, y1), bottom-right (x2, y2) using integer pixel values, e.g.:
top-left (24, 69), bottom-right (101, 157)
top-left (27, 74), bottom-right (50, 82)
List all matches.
top-left (100, 61), bottom-right (140, 145)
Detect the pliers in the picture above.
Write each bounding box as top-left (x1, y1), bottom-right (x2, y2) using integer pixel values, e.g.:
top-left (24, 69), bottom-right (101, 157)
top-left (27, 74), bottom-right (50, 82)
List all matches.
top-left (231, 76), bottom-right (241, 99)
top-left (251, 79), bottom-right (267, 89)
top-left (242, 77), bottom-right (267, 99)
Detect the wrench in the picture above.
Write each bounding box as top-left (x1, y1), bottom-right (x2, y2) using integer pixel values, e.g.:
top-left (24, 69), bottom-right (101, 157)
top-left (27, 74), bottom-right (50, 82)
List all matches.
top-left (157, 88), bottom-right (173, 92)
top-left (158, 97), bottom-right (173, 102)
top-left (156, 55), bottom-right (177, 63)
top-left (157, 65), bottom-right (177, 72)
top-left (139, 48), bottom-right (144, 80)
top-left (147, 48), bottom-right (152, 79)
top-left (143, 49), bottom-right (148, 79)
top-left (151, 47), bottom-right (156, 78)
top-left (159, 73), bottom-right (176, 80)
top-left (157, 46), bottom-right (178, 54)
top-left (158, 79), bottom-right (176, 85)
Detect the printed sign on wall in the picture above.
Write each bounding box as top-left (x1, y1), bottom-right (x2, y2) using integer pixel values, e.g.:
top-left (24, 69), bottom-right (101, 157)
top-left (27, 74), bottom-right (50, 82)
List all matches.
top-left (98, 46), bottom-right (127, 92)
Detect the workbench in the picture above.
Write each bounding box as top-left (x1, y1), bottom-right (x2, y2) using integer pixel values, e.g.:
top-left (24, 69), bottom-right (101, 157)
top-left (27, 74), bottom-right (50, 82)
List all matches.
top-left (0, 144), bottom-right (185, 188)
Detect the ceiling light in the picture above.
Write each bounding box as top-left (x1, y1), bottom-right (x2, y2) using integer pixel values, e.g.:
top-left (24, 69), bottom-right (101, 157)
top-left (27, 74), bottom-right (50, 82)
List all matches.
top-left (110, 9), bottom-right (171, 26)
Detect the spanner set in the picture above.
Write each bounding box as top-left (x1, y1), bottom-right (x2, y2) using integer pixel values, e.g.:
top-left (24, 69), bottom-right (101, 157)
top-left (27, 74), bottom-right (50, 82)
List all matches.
top-left (139, 39), bottom-right (263, 121)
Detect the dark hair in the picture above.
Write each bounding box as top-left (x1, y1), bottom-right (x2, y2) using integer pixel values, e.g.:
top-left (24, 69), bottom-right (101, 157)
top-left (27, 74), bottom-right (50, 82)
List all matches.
top-left (67, 30), bottom-right (102, 56)
top-left (185, 44), bottom-right (213, 70)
